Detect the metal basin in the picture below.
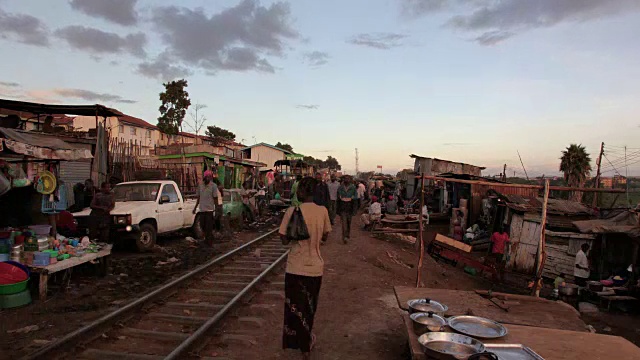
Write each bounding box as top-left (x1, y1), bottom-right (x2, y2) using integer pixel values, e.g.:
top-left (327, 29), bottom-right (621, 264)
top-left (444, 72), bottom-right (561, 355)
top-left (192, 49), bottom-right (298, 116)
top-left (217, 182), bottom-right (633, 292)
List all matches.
top-left (559, 283), bottom-right (578, 296)
top-left (410, 311), bottom-right (447, 335)
top-left (418, 332), bottom-right (486, 360)
top-left (407, 298), bottom-right (448, 316)
top-left (447, 316), bottom-right (508, 339)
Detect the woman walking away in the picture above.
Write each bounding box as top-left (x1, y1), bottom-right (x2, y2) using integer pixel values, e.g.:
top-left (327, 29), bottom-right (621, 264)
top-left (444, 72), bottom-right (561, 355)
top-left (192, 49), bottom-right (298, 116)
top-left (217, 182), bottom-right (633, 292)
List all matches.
top-left (337, 175), bottom-right (357, 244)
top-left (279, 177), bottom-right (331, 360)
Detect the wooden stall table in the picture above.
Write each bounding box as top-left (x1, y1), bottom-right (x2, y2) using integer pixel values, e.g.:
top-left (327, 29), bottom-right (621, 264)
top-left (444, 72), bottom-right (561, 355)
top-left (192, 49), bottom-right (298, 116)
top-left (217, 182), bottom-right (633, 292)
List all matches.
top-left (402, 313), bottom-right (640, 360)
top-left (394, 286), bottom-right (587, 332)
top-left (29, 244), bottom-right (112, 301)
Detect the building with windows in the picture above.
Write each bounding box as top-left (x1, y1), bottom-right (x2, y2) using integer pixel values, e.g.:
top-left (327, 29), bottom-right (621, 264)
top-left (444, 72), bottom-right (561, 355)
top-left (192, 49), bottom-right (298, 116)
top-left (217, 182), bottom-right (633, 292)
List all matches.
top-left (240, 143), bottom-right (292, 171)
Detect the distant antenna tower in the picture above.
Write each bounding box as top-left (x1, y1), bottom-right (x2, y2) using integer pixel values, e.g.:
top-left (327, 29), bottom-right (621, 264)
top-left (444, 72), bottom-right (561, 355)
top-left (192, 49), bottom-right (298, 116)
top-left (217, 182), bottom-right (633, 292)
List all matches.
top-left (355, 148), bottom-right (359, 176)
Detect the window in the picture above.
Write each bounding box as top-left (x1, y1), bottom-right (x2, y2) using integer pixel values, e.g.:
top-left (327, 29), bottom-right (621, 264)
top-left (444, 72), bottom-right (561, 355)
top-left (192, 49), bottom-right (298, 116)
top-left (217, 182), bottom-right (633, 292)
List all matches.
top-left (130, 127), bottom-right (137, 136)
top-left (113, 183), bottom-right (160, 202)
top-left (161, 133), bottom-right (164, 140)
top-left (146, 129), bottom-right (151, 138)
top-left (161, 184), bottom-right (179, 203)
top-left (118, 125), bottom-right (124, 134)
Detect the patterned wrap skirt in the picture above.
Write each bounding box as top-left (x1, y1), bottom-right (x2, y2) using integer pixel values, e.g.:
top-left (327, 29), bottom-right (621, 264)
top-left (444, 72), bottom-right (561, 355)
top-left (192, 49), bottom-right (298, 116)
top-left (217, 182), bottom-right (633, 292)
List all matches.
top-left (283, 272), bottom-right (322, 352)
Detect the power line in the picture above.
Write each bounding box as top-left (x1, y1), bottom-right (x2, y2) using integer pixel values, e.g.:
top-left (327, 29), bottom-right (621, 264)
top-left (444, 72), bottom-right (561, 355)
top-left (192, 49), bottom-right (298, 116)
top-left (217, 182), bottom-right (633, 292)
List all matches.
top-left (602, 153), bottom-right (623, 177)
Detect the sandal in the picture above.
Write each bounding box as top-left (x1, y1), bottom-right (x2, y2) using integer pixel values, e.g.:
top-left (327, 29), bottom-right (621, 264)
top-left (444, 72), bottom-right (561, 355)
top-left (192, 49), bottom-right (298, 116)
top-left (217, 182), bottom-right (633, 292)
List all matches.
top-left (310, 333), bottom-right (317, 350)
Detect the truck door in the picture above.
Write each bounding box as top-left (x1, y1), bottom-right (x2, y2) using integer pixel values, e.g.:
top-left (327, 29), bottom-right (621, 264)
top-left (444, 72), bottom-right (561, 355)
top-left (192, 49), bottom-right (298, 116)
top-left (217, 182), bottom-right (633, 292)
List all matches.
top-left (158, 184), bottom-right (182, 232)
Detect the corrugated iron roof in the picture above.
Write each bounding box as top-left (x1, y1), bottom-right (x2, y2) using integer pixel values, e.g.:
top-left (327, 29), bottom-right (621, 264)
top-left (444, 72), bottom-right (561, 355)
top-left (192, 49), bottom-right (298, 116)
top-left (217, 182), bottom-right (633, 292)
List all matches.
top-left (503, 194), bottom-right (594, 216)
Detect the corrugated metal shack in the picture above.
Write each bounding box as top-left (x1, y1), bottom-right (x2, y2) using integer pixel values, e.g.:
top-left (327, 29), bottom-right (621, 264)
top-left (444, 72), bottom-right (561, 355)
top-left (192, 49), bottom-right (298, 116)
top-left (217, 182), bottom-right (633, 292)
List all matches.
top-left (503, 195), bottom-right (596, 282)
top-left (408, 154), bottom-right (485, 200)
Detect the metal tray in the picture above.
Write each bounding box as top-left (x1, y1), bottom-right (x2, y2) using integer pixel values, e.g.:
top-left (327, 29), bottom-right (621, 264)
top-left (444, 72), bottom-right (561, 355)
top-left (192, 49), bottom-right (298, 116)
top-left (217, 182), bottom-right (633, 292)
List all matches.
top-left (484, 344), bottom-right (544, 360)
top-left (447, 316), bottom-right (508, 339)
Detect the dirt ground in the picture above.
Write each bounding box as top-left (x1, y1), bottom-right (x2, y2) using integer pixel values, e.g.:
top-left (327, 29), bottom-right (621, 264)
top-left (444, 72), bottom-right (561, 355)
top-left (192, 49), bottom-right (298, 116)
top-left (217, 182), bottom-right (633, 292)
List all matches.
top-left (0, 227), bottom-right (273, 359)
top-left (3, 212), bottom-right (639, 359)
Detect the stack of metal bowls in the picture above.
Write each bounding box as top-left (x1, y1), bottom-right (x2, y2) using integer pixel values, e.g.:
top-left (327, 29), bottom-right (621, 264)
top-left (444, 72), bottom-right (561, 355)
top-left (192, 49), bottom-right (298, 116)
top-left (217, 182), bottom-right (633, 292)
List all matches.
top-left (10, 244), bottom-right (22, 262)
top-left (37, 237), bottom-right (49, 252)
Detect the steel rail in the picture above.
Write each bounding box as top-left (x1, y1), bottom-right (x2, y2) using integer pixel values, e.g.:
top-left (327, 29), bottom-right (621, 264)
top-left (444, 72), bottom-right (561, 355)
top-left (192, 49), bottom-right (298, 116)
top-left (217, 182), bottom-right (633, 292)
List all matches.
top-left (22, 228), bottom-right (279, 360)
top-left (165, 249), bottom-right (289, 359)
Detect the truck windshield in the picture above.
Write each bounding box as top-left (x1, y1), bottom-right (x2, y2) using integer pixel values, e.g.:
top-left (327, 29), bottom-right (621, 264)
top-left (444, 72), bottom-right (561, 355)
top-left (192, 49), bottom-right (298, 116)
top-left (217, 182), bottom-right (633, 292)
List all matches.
top-left (113, 183), bottom-right (161, 202)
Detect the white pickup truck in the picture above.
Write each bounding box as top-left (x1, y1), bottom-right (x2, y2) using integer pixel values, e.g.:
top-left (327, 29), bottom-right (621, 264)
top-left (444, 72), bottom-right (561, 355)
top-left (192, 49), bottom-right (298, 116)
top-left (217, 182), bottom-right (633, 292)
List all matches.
top-left (73, 180), bottom-right (199, 251)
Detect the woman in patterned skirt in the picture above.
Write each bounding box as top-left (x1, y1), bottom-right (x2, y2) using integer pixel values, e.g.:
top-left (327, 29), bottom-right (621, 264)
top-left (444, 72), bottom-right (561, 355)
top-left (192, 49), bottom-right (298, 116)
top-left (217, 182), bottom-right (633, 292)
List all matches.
top-left (279, 177), bottom-right (332, 359)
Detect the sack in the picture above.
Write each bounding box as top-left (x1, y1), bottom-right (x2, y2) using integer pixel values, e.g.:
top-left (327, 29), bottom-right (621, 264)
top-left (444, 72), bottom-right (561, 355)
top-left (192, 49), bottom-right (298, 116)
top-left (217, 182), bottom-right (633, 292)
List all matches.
top-left (284, 207), bottom-right (310, 244)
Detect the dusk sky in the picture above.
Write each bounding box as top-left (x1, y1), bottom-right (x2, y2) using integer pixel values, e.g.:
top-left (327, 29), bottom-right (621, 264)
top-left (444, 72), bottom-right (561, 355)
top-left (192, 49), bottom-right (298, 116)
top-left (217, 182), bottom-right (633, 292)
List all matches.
top-left (1, 0), bottom-right (640, 176)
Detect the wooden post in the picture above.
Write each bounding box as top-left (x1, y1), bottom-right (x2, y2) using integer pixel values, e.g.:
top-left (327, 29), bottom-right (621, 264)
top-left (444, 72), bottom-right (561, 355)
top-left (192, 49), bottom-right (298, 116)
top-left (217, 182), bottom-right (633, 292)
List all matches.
top-left (532, 179), bottom-right (550, 297)
top-left (592, 142), bottom-right (604, 207)
top-left (416, 173), bottom-right (426, 288)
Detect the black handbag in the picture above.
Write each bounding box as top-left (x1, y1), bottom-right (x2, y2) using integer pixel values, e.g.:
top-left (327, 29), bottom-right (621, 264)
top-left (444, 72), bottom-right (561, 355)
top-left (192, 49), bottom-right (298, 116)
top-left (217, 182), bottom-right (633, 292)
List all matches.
top-left (284, 207), bottom-right (310, 244)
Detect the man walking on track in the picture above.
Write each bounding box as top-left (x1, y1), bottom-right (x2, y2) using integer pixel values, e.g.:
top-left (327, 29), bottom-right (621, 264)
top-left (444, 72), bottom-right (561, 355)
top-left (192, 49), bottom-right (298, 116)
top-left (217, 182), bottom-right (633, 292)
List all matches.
top-left (313, 172), bottom-right (330, 209)
top-left (337, 175), bottom-right (357, 244)
top-left (327, 175), bottom-right (340, 225)
top-left (193, 170), bottom-right (218, 246)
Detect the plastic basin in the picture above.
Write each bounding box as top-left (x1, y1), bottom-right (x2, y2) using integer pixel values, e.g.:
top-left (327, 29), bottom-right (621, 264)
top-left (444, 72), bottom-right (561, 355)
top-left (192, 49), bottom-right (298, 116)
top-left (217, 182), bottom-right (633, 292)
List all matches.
top-left (0, 289), bottom-right (32, 309)
top-left (0, 279), bottom-right (28, 295)
top-left (28, 225), bottom-right (51, 236)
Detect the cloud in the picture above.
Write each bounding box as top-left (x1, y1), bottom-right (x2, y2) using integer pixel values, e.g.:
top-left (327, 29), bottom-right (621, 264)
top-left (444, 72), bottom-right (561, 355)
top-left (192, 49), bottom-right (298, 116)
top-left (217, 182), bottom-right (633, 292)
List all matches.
top-left (302, 51), bottom-right (330, 67)
top-left (0, 8), bottom-right (49, 46)
top-left (402, 0), bottom-right (640, 45)
top-left (52, 88), bottom-right (136, 103)
top-left (347, 33), bottom-right (408, 49)
top-left (150, 0), bottom-right (298, 74)
top-left (0, 81), bottom-right (19, 87)
top-left (474, 30), bottom-right (514, 46)
top-left (137, 55), bottom-right (194, 80)
top-left (296, 104), bottom-right (319, 110)
top-left (69, 0), bottom-right (138, 26)
top-left (442, 142), bottom-right (472, 146)
top-left (55, 26), bottom-right (146, 57)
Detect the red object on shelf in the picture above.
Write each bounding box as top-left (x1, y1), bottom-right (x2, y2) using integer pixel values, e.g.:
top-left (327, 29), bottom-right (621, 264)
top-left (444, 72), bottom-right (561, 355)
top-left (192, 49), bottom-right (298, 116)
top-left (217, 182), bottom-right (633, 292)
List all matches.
top-left (14, 235), bottom-right (25, 245)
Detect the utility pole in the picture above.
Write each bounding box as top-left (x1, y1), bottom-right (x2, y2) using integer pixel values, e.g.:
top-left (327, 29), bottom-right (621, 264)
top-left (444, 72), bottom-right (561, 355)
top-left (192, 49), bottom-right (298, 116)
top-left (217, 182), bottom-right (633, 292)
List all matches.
top-left (503, 164), bottom-right (507, 182)
top-left (355, 148), bottom-right (359, 178)
top-left (592, 142), bottom-right (604, 208)
top-left (625, 146), bottom-right (630, 206)
top-left (517, 150), bottom-right (529, 180)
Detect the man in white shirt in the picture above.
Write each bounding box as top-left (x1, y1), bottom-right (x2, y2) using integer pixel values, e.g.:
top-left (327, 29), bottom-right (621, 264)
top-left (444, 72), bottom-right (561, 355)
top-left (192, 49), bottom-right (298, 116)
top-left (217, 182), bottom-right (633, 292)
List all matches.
top-left (357, 181), bottom-right (366, 209)
top-left (361, 196), bottom-right (382, 229)
top-left (574, 243), bottom-right (590, 286)
top-left (327, 175), bottom-right (340, 225)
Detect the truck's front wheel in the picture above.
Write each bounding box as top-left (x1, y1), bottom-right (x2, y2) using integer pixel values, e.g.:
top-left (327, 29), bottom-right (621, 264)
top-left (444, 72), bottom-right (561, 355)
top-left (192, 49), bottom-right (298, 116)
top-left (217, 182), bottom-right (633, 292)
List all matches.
top-left (137, 223), bottom-right (156, 252)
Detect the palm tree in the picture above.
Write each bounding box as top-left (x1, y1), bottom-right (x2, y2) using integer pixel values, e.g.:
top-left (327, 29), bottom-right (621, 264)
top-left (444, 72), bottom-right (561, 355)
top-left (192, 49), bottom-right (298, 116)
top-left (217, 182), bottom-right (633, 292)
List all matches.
top-left (559, 144), bottom-right (592, 202)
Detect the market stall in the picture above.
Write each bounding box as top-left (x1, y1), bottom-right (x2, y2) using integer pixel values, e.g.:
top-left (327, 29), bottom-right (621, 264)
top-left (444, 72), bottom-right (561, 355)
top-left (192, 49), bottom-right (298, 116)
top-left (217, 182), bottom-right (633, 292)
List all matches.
top-left (0, 101), bottom-right (115, 306)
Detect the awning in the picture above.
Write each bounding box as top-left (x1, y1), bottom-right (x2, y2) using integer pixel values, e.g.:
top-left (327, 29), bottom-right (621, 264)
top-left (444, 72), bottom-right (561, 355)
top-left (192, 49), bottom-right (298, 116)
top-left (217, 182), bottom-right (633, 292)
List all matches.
top-left (0, 128), bottom-right (93, 160)
top-left (573, 211), bottom-right (640, 238)
top-left (0, 99), bottom-right (121, 117)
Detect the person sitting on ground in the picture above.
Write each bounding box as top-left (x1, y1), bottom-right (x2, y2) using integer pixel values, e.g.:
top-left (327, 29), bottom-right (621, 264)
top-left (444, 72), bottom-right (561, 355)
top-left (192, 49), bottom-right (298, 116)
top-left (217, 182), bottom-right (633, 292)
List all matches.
top-left (279, 177), bottom-right (331, 360)
top-left (361, 196), bottom-right (382, 229)
top-left (385, 195), bottom-right (397, 215)
top-left (554, 273), bottom-right (566, 289)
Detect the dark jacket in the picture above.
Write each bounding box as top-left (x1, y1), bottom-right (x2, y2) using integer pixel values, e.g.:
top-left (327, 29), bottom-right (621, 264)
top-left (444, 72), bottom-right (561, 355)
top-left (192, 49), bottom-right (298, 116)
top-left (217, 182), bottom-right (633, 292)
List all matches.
top-left (313, 183), bottom-right (330, 207)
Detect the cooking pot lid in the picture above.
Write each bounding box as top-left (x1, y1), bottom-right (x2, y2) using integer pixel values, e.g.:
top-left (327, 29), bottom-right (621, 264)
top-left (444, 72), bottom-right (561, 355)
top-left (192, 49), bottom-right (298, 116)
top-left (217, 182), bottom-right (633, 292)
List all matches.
top-left (409, 299), bottom-right (446, 313)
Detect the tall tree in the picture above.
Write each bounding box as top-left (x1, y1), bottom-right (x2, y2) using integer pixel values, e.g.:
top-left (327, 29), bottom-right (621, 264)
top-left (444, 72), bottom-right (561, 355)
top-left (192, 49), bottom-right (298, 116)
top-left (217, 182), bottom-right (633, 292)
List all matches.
top-left (559, 144), bottom-right (592, 202)
top-left (205, 125), bottom-right (236, 144)
top-left (157, 79), bottom-right (191, 135)
top-left (275, 142), bottom-right (294, 153)
top-left (324, 155), bottom-right (341, 170)
top-left (184, 102), bottom-right (207, 142)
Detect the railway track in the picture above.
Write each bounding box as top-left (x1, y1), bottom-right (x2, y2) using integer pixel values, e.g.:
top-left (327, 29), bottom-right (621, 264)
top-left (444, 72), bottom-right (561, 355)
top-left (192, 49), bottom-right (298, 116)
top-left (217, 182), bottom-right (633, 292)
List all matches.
top-left (23, 229), bottom-right (287, 360)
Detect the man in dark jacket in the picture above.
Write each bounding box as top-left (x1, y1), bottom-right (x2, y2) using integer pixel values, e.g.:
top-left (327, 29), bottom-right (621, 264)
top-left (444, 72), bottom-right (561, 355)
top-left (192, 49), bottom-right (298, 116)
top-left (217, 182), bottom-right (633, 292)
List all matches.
top-left (313, 172), bottom-right (330, 209)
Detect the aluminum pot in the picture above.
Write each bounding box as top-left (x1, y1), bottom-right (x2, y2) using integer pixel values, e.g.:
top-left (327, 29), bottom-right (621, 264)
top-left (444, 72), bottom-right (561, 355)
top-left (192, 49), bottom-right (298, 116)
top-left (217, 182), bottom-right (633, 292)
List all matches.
top-left (409, 311), bottom-right (447, 335)
top-left (418, 332), bottom-right (497, 360)
top-left (407, 298), bottom-right (448, 316)
top-left (559, 284), bottom-right (579, 296)
top-left (587, 281), bottom-right (604, 292)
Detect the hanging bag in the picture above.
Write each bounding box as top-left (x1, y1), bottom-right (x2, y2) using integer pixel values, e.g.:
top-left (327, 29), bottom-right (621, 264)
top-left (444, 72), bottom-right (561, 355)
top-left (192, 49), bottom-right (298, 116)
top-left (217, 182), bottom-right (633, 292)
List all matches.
top-left (284, 206), bottom-right (310, 244)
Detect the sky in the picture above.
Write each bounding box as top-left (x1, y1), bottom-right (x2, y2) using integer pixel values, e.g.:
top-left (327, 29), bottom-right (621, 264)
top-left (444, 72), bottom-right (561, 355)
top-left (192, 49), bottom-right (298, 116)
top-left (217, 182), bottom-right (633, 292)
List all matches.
top-left (1, 0), bottom-right (640, 177)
